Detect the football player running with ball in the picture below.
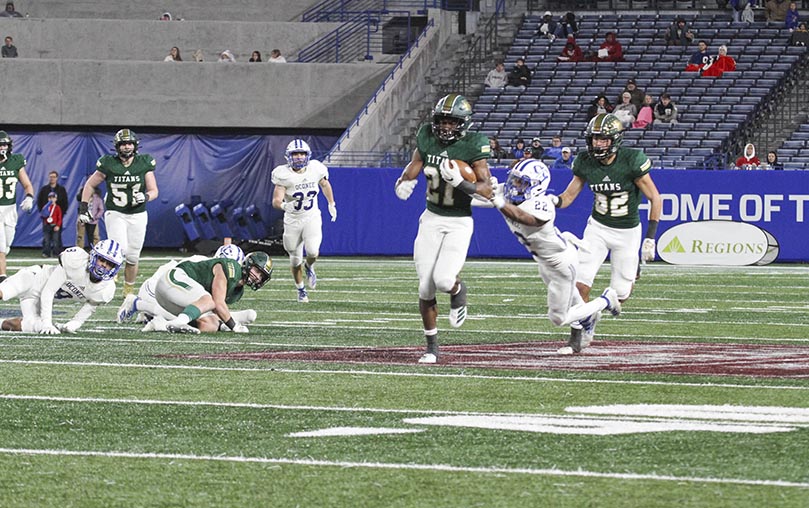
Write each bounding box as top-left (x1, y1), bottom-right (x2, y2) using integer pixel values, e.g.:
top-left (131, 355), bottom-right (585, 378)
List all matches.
top-left (80, 129), bottom-right (159, 299)
top-left (394, 94), bottom-right (493, 364)
top-left (271, 139), bottom-right (337, 303)
top-left (489, 159), bottom-right (621, 354)
top-left (554, 113), bottom-right (662, 310)
top-left (0, 239), bottom-right (123, 334)
top-left (0, 130), bottom-right (35, 282)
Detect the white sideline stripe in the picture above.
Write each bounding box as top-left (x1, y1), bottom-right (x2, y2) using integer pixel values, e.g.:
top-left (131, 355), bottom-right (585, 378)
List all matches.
top-left (1, 359), bottom-right (808, 390)
top-left (0, 447), bottom-right (806, 488)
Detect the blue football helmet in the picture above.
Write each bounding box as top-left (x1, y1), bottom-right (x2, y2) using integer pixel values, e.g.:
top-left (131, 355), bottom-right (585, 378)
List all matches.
top-left (88, 239), bottom-right (124, 282)
top-left (285, 139), bottom-right (311, 171)
top-left (504, 159), bottom-right (551, 205)
top-left (214, 244), bottom-right (245, 264)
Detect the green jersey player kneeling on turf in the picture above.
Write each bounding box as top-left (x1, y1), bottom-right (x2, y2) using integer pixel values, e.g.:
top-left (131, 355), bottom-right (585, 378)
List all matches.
top-left (394, 94), bottom-right (493, 364)
top-left (152, 251), bottom-right (274, 334)
top-left (554, 113), bottom-right (662, 308)
top-left (0, 240), bottom-right (123, 334)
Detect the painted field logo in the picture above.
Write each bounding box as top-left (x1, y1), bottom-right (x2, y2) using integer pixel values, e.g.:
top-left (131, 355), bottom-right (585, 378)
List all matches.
top-left (658, 220), bottom-right (779, 266)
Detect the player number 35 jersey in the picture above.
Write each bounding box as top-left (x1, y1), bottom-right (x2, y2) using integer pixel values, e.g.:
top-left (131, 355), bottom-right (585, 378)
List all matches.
top-left (271, 160), bottom-right (329, 219)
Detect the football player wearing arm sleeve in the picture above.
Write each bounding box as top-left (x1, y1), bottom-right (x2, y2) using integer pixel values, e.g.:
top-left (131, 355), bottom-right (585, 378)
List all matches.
top-left (555, 113), bottom-right (662, 307)
top-left (271, 139), bottom-right (334, 304)
top-left (397, 94), bottom-right (493, 364)
top-left (495, 159), bottom-right (621, 354)
top-left (0, 131), bottom-right (34, 282)
top-left (80, 129), bottom-right (159, 299)
top-left (0, 240), bottom-right (123, 334)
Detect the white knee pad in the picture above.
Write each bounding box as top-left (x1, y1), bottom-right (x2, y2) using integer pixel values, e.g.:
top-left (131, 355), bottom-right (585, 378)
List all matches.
top-left (434, 274), bottom-right (456, 295)
top-left (289, 255), bottom-right (303, 267)
top-left (418, 279), bottom-right (436, 301)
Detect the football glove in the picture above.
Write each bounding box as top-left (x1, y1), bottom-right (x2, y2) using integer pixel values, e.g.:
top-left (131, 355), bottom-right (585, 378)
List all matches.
top-left (328, 203), bottom-right (337, 222)
top-left (642, 238), bottom-right (656, 262)
top-left (132, 191), bottom-right (147, 205)
top-left (490, 183), bottom-right (506, 209)
top-left (78, 202), bottom-right (94, 224)
top-left (439, 159), bottom-right (463, 188)
top-left (232, 323), bottom-right (249, 333)
top-left (58, 321), bottom-right (81, 334)
top-left (394, 178), bottom-right (417, 200)
top-left (20, 194), bottom-right (34, 212)
top-left (547, 194), bottom-right (562, 208)
top-left (41, 324), bottom-right (61, 335)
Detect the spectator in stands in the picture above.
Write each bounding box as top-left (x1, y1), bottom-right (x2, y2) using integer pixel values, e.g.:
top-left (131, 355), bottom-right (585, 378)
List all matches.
top-left (665, 17), bottom-right (695, 46)
top-left (632, 94), bottom-right (655, 129)
top-left (619, 78), bottom-right (645, 111)
top-left (528, 137), bottom-right (545, 159)
top-left (686, 40), bottom-right (710, 72)
top-left (730, 0), bottom-right (755, 23)
top-left (506, 58), bottom-right (532, 88)
top-left (543, 136), bottom-right (564, 160)
top-left (558, 12), bottom-right (579, 39)
top-left (789, 21), bottom-right (809, 45)
top-left (249, 51), bottom-right (262, 62)
top-left (742, 1), bottom-right (756, 22)
top-left (735, 143), bottom-right (761, 169)
top-left (36, 170), bottom-right (69, 220)
top-left (763, 150), bottom-right (784, 170)
top-left (484, 61), bottom-right (508, 88)
top-left (702, 45), bottom-right (736, 77)
top-left (510, 146), bottom-right (534, 168)
top-left (766, 0), bottom-right (790, 24)
top-left (549, 146), bottom-right (573, 171)
top-left (159, 12), bottom-right (172, 21)
top-left (586, 94), bottom-right (614, 120)
top-left (785, 2), bottom-right (801, 29)
top-left (192, 49), bottom-right (204, 62)
top-left (268, 49), bottom-right (287, 63)
top-left (40, 193), bottom-right (62, 258)
top-left (164, 47), bottom-right (182, 62)
top-left (511, 138), bottom-right (527, 159)
top-left (596, 32), bottom-right (623, 62)
top-left (488, 137), bottom-right (509, 160)
top-left (537, 11), bottom-right (558, 41)
top-left (2, 35), bottom-right (17, 58)
top-left (218, 50), bottom-right (236, 63)
top-left (653, 93), bottom-right (679, 124)
top-left (557, 37), bottom-right (583, 62)
top-left (0, 2), bottom-right (22, 17)
top-left (613, 92), bottom-right (638, 128)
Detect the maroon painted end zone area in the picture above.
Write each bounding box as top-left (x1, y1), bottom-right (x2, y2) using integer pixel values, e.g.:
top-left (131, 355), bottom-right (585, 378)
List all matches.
top-left (173, 341), bottom-right (809, 377)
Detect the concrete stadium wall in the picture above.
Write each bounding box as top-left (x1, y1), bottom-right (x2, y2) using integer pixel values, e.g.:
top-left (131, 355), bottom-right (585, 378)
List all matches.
top-left (22, 0), bottom-right (324, 22)
top-left (1, 59), bottom-right (393, 128)
top-left (0, 18), bottom-right (341, 62)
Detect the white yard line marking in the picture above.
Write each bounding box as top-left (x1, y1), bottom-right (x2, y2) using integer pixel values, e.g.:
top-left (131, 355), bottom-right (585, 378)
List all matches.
top-left (1, 359), bottom-right (808, 390)
top-left (0, 447), bottom-right (806, 488)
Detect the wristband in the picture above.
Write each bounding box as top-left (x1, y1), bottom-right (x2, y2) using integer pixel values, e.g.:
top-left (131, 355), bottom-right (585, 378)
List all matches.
top-left (25, 193), bottom-right (33, 199)
top-left (645, 220), bottom-right (659, 239)
top-left (224, 317), bottom-right (236, 330)
top-left (456, 180), bottom-right (476, 195)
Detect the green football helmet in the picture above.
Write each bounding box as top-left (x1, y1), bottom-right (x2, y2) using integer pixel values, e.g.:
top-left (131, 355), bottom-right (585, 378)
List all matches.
top-left (585, 113), bottom-right (624, 160)
top-left (0, 130), bottom-right (12, 159)
top-left (113, 128), bottom-right (139, 159)
top-left (431, 94), bottom-right (473, 143)
top-left (242, 251), bottom-right (273, 290)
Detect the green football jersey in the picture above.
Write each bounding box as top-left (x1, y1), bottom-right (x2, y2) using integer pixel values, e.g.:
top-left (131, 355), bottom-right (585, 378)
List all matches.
top-left (572, 147), bottom-right (652, 229)
top-left (96, 153), bottom-right (156, 213)
top-left (175, 258), bottom-right (245, 305)
top-left (415, 124), bottom-right (490, 217)
top-left (0, 154), bottom-right (27, 206)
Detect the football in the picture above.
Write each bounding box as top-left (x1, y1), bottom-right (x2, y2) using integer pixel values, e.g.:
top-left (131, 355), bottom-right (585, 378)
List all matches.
top-left (452, 159), bottom-right (477, 183)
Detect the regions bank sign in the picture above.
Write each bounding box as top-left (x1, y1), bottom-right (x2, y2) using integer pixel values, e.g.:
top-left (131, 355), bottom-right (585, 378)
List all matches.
top-left (657, 221), bottom-right (779, 266)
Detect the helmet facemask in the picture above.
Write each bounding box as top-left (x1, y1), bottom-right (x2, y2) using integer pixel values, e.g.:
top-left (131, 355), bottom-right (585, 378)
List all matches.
top-left (585, 114), bottom-right (623, 160)
top-left (430, 94), bottom-right (473, 144)
top-left (285, 139), bottom-right (311, 171)
top-left (88, 239), bottom-right (124, 282)
top-left (504, 160), bottom-right (551, 204)
top-left (0, 131), bottom-right (12, 161)
top-left (242, 252), bottom-right (273, 290)
top-left (113, 129), bottom-right (139, 160)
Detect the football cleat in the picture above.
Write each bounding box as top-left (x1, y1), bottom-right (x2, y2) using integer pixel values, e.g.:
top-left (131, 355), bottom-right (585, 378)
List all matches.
top-left (297, 288), bottom-right (309, 303)
top-left (418, 353), bottom-right (437, 364)
top-left (448, 281), bottom-right (468, 328)
top-left (580, 311), bottom-right (601, 349)
top-left (601, 287), bottom-right (621, 316)
top-left (303, 261), bottom-right (317, 289)
top-left (116, 294), bottom-right (139, 323)
top-left (565, 325), bottom-right (584, 354)
top-left (167, 322), bottom-right (200, 334)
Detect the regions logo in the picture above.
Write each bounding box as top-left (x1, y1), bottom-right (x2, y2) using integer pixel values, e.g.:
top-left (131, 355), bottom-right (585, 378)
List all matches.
top-left (658, 220), bottom-right (779, 266)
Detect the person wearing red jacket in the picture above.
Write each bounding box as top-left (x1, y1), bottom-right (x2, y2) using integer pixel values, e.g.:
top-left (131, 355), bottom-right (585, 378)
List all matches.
top-left (701, 45), bottom-right (737, 78)
top-left (41, 191), bottom-right (63, 257)
top-left (597, 32), bottom-right (624, 62)
top-left (557, 36), bottom-right (583, 62)
top-left (735, 143), bottom-right (761, 170)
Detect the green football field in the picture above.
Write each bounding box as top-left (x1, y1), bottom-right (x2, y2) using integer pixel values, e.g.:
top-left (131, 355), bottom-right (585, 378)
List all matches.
top-left (1, 251), bottom-right (808, 507)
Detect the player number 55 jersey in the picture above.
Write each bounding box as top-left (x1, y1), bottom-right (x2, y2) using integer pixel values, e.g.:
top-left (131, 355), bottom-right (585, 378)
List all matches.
top-left (271, 160), bottom-right (329, 219)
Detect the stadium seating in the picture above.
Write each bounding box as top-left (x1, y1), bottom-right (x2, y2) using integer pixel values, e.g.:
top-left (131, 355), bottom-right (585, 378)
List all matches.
top-left (474, 12), bottom-right (804, 169)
